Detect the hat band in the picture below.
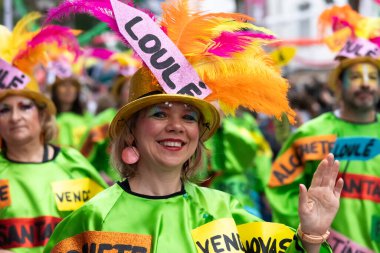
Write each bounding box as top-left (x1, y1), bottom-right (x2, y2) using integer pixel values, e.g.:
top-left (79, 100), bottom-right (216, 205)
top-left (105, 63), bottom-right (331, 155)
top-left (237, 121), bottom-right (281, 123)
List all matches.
top-left (137, 90), bottom-right (163, 99)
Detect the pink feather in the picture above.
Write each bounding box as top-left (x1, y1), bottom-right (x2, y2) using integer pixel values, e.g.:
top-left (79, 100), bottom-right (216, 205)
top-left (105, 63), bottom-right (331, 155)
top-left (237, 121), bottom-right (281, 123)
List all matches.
top-left (331, 16), bottom-right (354, 33)
top-left (45, 0), bottom-right (156, 48)
top-left (86, 47), bottom-right (115, 60)
top-left (207, 31), bottom-right (276, 57)
top-left (370, 37), bottom-right (380, 47)
top-left (14, 25), bottom-right (82, 62)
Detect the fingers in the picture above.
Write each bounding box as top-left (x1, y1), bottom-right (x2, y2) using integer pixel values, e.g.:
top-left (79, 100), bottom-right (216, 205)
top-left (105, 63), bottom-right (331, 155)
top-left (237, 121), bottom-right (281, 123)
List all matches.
top-left (310, 153), bottom-right (331, 188)
top-left (334, 178), bottom-right (344, 198)
top-left (329, 159), bottom-right (340, 189)
top-left (298, 184), bottom-right (308, 211)
top-left (311, 153), bottom-right (341, 189)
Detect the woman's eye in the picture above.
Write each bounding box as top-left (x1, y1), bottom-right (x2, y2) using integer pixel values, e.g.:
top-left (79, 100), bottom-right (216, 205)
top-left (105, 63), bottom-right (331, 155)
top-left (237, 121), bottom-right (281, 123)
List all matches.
top-left (183, 113), bottom-right (199, 122)
top-left (152, 111), bottom-right (166, 118)
top-left (20, 103), bottom-right (34, 111)
top-left (0, 107), bottom-right (10, 115)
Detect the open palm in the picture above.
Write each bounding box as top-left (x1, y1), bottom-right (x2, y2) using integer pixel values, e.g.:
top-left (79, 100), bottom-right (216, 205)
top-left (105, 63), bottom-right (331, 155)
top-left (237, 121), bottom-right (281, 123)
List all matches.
top-left (298, 153), bottom-right (344, 235)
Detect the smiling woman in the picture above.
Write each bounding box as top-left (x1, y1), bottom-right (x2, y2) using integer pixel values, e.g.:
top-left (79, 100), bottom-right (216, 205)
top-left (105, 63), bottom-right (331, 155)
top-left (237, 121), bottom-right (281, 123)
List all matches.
top-left (44, 0), bottom-right (343, 252)
top-left (44, 66), bottom-right (342, 253)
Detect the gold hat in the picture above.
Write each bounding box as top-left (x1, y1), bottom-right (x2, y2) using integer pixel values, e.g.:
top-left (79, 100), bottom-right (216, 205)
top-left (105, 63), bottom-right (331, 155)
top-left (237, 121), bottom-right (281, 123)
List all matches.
top-left (328, 56), bottom-right (380, 92)
top-left (319, 5), bottom-right (380, 91)
top-left (108, 68), bottom-right (220, 141)
top-left (0, 75), bottom-right (56, 115)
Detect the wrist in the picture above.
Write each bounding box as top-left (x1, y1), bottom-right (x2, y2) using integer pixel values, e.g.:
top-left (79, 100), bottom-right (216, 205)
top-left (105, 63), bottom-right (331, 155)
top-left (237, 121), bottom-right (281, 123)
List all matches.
top-left (297, 224), bottom-right (330, 244)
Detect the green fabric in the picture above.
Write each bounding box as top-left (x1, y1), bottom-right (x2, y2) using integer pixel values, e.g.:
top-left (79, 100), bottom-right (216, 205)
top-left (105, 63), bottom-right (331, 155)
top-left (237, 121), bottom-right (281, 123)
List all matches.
top-left (266, 112), bottom-right (380, 252)
top-left (80, 108), bottom-right (120, 182)
top-left (44, 182), bottom-right (331, 252)
top-left (55, 112), bottom-right (94, 150)
top-left (203, 113), bottom-right (272, 216)
top-left (0, 147), bottom-right (108, 253)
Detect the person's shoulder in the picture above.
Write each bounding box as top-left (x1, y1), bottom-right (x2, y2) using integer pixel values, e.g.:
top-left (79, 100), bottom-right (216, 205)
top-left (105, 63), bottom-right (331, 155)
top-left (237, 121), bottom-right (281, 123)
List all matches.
top-left (76, 183), bottom-right (124, 218)
top-left (53, 146), bottom-right (98, 174)
top-left (186, 182), bottom-right (234, 201)
top-left (376, 113), bottom-right (380, 122)
top-left (0, 152), bottom-right (9, 173)
top-left (292, 112), bottom-right (336, 136)
top-left (298, 112), bottom-right (335, 129)
top-left (57, 146), bottom-right (89, 161)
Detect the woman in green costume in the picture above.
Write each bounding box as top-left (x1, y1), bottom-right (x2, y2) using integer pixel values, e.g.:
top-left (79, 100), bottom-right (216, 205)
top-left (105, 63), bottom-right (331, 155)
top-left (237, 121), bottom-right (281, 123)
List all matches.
top-left (44, 0), bottom-right (343, 252)
top-left (0, 15), bottom-right (108, 253)
top-left (44, 66), bottom-right (344, 253)
top-left (51, 77), bottom-right (93, 149)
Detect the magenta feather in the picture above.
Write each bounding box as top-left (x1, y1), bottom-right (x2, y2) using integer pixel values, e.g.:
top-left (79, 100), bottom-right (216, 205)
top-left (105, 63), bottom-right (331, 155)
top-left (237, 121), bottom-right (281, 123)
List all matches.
top-left (207, 31), bottom-right (276, 57)
top-left (331, 16), bottom-right (354, 33)
top-left (370, 37), bottom-right (380, 47)
top-left (86, 47), bottom-right (115, 59)
top-left (14, 25), bottom-right (82, 62)
top-left (45, 0), bottom-right (156, 48)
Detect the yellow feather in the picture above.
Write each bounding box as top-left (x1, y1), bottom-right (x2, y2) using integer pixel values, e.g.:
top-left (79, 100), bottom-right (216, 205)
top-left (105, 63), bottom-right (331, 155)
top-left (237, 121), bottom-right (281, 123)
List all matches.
top-left (355, 18), bottom-right (380, 39)
top-left (0, 13), bottom-right (41, 63)
top-left (0, 26), bottom-right (13, 62)
top-left (161, 0), bottom-right (255, 56)
top-left (9, 12), bottom-right (41, 52)
top-left (192, 47), bottom-right (296, 123)
top-left (159, 0), bottom-right (294, 123)
top-left (12, 12), bottom-right (41, 38)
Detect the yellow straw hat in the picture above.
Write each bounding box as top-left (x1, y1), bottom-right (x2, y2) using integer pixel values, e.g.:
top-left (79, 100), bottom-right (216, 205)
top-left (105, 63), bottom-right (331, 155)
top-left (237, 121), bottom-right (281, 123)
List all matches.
top-left (328, 56), bottom-right (380, 92)
top-left (0, 72), bottom-right (56, 115)
top-left (108, 68), bottom-right (220, 142)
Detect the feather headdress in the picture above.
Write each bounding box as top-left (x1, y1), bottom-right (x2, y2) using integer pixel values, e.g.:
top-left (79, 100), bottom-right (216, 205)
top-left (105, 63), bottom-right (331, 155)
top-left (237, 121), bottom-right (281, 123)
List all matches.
top-left (0, 12), bottom-right (81, 116)
top-left (318, 5), bottom-right (380, 50)
top-left (318, 5), bottom-right (380, 90)
top-left (46, 0), bottom-right (295, 123)
top-left (0, 12), bottom-right (81, 80)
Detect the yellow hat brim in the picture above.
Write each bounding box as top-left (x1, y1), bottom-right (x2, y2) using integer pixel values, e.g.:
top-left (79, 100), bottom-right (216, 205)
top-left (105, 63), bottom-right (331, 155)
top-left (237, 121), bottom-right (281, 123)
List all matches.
top-left (328, 57), bottom-right (380, 91)
top-left (0, 89), bottom-right (56, 115)
top-left (109, 94), bottom-right (220, 142)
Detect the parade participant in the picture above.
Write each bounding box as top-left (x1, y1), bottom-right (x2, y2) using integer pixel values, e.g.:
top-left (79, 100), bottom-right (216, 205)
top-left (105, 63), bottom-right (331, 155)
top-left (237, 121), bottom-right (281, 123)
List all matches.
top-left (266, 5), bottom-right (380, 252)
top-left (80, 54), bottom-right (140, 184)
top-left (201, 108), bottom-right (273, 219)
top-left (51, 76), bottom-right (93, 149)
top-left (44, 0), bottom-right (342, 252)
top-left (0, 13), bottom-right (108, 253)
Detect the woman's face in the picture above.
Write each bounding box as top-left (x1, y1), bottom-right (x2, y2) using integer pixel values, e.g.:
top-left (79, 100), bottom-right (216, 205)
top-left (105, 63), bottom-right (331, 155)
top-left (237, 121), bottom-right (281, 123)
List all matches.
top-left (133, 102), bottom-right (200, 172)
top-left (0, 96), bottom-right (42, 146)
top-left (56, 81), bottom-right (78, 105)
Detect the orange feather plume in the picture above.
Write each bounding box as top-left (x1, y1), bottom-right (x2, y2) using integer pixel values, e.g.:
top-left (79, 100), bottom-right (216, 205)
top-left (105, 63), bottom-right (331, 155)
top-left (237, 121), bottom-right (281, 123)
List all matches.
top-left (160, 0), bottom-right (295, 123)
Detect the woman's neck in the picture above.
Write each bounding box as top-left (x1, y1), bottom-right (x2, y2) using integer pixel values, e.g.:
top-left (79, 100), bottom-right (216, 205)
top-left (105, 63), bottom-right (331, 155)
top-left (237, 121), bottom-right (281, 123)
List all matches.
top-left (129, 166), bottom-right (182, 196)
top-left (6, 139), bottom-right (45, 163)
